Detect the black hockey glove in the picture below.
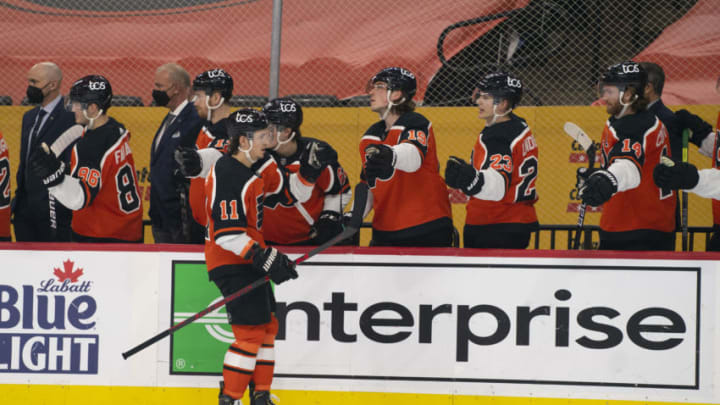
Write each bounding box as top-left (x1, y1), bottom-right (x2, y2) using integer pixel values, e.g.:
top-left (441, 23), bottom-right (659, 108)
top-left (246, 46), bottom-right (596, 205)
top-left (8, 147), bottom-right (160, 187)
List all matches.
top-left (364, 144), bottom-right (396, 182)
top-left (174, 146), bottom-right (202, 177)
top-left (444, 156), bottom-right (484, 196)
top-left (30, 142), bottom-right (65, 187)
top-left (675, 109), bottom-right (713, 147)
top-left (249, 245), bottom-right (298, 285)
top-left (579, 169), bottom-right (618, 207)
top-left (299, 141), bottom-right (337, 183)
top-left (312, 210), bottom-right (344, 244)
top-left (653, 161), bottom-right (699, 190)
top-left (575, 167), bottom-right (598, 190)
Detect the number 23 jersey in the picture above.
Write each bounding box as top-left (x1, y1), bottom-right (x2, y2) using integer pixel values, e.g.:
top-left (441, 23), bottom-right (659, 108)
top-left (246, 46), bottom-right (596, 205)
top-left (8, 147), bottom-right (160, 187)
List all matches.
top-left (465, 114), bottom-right (539, 227)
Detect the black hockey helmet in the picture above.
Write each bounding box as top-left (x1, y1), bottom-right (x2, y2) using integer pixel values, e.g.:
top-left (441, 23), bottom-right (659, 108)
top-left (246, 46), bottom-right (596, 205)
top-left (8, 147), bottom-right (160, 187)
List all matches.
top-left (369, 67), bottom-right (417, 100)
top-left (192, 68), bottom-right (234, 99)
top-left (226, 108), bottom-right (269, 139)
top-left (69, 75), bottom-right (113, 111)
top-left (263, 97), bottom-right (303, 129)
top-left (599, 61), bottom-right (647, 96)
top-left (473, 72), bottom-right (523, 107)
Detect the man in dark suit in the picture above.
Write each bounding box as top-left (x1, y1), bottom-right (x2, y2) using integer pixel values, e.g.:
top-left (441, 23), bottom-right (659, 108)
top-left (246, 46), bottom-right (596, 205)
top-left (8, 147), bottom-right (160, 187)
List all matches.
top-left (150, 63), bottom-right (203, 243)
top-left (640, 62), bottom-right (683, 159)
top-left (13, 62), bottom-right (76, 241)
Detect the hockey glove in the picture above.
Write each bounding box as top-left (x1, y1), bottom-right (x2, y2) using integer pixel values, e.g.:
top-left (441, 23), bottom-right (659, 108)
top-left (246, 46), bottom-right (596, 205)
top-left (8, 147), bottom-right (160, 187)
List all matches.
top-left (575, 167), bottom-right (598, 190)
top-left (174, 146), bottom-right (202, 177)
top-left (675, 109), bottom-right (713, 147)
top-left (364, 144), bottom-right (396, 182)
top-left (653, 161), bottom-right (699, 190)
top-left (249, 245), bottom-right (298, 285)
top-left (30, 142), bottom-right (66, 187)
top-left (299, 141), bottom-right (337, 183)
top-left (312, 210), bottom-right (344, 244)
top-left (579, 169), bottom-right (618, 207)
top-left (444, 156), bottom-right (484, 196)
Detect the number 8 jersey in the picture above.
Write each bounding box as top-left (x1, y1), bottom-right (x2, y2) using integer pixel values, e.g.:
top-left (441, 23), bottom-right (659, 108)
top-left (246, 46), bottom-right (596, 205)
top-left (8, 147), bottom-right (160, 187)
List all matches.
top-left (68, 118), bottom-right (143, 241)
top-left (465, 113), bottom-right (539, 228)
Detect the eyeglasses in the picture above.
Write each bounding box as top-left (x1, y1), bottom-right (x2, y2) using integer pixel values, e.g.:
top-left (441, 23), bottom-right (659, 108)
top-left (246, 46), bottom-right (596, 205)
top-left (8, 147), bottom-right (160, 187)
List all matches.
top-left (366, 82), bottom-right (389, 93)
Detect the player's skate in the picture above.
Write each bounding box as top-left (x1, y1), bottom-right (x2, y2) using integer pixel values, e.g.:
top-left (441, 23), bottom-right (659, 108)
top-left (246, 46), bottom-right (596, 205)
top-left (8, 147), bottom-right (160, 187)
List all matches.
top-left (218, 381), bottom-right (243, 405)
top-left (252, 390), bottom-right (279, 405)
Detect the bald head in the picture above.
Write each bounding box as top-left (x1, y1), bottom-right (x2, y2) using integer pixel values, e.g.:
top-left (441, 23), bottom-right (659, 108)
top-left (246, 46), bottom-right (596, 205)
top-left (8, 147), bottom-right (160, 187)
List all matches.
top-left (27, 61), bottom-right (63, 105)
top-left (33, 62), bottom-right (63, 82)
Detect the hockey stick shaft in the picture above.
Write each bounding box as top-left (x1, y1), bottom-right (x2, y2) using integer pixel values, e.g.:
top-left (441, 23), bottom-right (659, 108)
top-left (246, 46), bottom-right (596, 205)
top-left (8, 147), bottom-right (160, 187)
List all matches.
top-left (573, 143), bottom-right (596, 250)
top-left (682, 129), bottom-right (689, 251)
top-left (121, 183), bottom-right (369, 360)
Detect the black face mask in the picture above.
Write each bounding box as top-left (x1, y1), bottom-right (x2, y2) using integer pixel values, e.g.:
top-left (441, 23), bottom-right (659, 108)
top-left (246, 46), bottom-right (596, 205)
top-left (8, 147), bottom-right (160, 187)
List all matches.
top-left (26, 85), bottom-right (45, 104)
top-left (152, 89), bottom-right (170, 107)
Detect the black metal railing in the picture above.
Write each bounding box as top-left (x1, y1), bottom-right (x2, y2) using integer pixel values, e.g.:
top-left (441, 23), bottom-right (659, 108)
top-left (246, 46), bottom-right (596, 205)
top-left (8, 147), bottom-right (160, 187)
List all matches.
top-left (143, 220), bottom-right (714, 251)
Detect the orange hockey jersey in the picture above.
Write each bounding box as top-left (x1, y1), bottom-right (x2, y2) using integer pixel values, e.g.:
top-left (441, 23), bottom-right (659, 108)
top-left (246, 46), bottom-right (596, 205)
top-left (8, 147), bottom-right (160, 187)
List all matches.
top-left (359, 112), bottom-right (451, 232)
top-left (464, 114), bottom-right (538, 228)
top-left (0, 131), bottom-right (10, 240)
top-left (69, 118), bottom-right (143, 241)
top-left (599, 110), bottom-right (676, 233)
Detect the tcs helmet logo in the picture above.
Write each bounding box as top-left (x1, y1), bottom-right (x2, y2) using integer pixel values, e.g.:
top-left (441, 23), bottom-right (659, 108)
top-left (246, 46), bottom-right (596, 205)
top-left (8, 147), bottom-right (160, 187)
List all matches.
top-left (279, 102), bottom-right (296, 113)
top-left (88, 81), bottom-right (106, 91)
top-left (236, 114), bottom-right (254, 123)
top-left (207, 69), bottom-right (226, 78)
top-left (399, 68), bottom-right (415, 79)
top-left (507, 77), bottom-right (522, 88)
top-left (622, 64), bottom-right (640, 74)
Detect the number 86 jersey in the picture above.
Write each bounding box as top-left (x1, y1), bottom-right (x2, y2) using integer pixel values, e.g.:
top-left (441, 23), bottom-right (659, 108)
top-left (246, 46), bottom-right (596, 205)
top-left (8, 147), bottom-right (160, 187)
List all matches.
top-left (465, 114), bottom-right (539, 227)
top-left (68, 118), bottom-right (143, 241)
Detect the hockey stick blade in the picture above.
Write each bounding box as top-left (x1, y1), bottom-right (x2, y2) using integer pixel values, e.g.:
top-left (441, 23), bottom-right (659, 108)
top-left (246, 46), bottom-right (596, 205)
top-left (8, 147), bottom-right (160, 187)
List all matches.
top-left (563, 122), bottom-right (593, 152)
top-left (51, 125), bottom-right (83, 157)
top-left (122, 183), bottom-right (369, 360)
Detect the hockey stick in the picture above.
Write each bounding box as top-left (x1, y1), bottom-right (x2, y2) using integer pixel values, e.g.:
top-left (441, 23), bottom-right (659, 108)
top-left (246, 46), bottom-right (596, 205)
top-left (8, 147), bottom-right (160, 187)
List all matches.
top-left (564, 122), bottom-right (596, 250)
top-left (681, 129), bottom-right (689, 251)
top-left (121, 182), bottom-right (369, 360)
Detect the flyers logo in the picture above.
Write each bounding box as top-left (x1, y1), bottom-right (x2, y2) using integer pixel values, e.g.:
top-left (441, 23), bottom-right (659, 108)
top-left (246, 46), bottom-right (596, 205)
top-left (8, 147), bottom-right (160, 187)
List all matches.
top-left (88, 81), bottom-right (106, 91)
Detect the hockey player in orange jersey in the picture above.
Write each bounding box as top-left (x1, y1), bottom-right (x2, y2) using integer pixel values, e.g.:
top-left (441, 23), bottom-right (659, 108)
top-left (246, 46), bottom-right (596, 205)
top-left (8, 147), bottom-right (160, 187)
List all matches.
top-left (205, 109), bottom-right (298, 405)
top-left (444, 72), bottom-right (539, 249)
top-left (30, 75), bottom-right (143, 242)
top-left (578, 61), bottom-right (675, 250)
top-left (360, 67), bottom-right (453, 246)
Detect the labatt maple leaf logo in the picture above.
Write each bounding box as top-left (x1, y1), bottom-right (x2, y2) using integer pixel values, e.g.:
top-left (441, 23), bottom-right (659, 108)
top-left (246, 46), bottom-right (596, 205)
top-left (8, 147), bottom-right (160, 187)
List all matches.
top-left (54, 259), bottom-right (84, 283)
